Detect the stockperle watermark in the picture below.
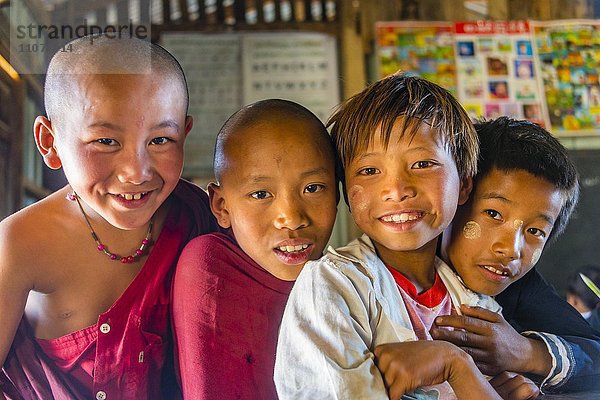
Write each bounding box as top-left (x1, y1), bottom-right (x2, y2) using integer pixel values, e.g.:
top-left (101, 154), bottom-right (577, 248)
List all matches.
top-left (10, 1), bottom-right (151, 74)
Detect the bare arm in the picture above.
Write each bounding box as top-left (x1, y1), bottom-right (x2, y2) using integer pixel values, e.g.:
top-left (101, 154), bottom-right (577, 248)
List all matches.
top-left (374, 341), bottom-right (501, 400)
top-left (0, 218), bottom-right (35, 399)
top-left (431, 304), bottom-right (552, 377)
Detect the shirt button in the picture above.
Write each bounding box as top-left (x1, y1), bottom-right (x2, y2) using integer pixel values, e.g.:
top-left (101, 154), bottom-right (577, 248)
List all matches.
top-left (99, 323), bottom-right (111, 334)
top-left (96, 391), bottom-right (107, 400)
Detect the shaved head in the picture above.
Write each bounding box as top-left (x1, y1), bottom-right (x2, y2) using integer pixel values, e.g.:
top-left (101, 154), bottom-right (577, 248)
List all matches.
top-left (214, 99), bottom-right (336, 182)
top-left (44, 35), bottom-right (188, 129)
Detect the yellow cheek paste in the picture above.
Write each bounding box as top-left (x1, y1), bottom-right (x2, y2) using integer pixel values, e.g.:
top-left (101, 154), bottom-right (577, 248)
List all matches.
top-left (531, 248), bottom-right (542, 265)
top-left (513, 219), bottom-right (524, 230)
top-left (463, 221), bottom-right (481, 239)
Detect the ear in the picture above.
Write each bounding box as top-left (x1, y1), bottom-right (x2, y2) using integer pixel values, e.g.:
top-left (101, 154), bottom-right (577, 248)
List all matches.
top-left (184, 116), bottom-right (193, 138)
top-left (208, 182), bottom-right (231, 229)
top-left (34, 116), bottom-right (62, 170)
top-left (457, 176), bottom-right (473, 206)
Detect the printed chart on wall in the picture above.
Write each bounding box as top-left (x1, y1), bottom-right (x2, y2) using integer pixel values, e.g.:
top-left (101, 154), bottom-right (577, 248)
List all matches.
top-left (375, 22), bottom-right (457, 95)
top-left (241, 33), bottom-right (340, 123)
top-left (162, 32), bottom-right (340, 178)
top-left (531, 20), bottom-right (600, 135)
top-left (454, 21), bottom-right (545, 125)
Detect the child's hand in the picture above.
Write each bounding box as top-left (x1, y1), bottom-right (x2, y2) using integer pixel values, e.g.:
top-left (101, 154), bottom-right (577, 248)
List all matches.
top-left (431, 305), bottom-right (550, 377)
top-left (374, 341), bottom-right (500, 400)
top-left (489, 372), bottom-right (540, 400)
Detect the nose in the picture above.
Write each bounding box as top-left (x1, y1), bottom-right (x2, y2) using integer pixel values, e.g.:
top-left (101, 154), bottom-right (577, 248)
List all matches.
top-left (273, 194), bottom-right (309, 231)
top-left (116, 146), bottom-right (153, 185)
top-left (491, 226), bottom-right (523, 261)
top-left (381, 171), bottom-right (416, 202)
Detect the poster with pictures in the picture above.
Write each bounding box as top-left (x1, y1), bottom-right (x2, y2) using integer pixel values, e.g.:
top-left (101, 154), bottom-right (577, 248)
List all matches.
top-left (375, 22), bottom-right (457, 94)
top-left (162, 32), bottom-right (340, 177)
top-left (454, 21), bottom-right (544, 125)
top-left (531, 20), bottom-right (600, 135)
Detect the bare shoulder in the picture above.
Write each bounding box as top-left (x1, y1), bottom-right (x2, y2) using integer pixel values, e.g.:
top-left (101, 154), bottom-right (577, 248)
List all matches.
top-left (0, 187), bottom-right (74, 282)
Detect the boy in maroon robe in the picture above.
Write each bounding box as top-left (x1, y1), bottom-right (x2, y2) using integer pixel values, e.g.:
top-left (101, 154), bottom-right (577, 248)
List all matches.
top-left (0, 36), bottom-right (217, 399)
top-left (172, 99), bottom-right (339, 399)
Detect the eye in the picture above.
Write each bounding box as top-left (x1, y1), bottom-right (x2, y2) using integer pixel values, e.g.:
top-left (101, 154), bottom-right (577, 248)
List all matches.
top-left (527, 227), bottom-right (547, 239)
top-left (150, 137), bottom-right (171, 145)
top-left (96, 138), bottom-right (117, 146)
top-left (305, 184), bottom-right (325, 194)
top-left (250, 190), bottom-right (272, 200)
top-left (412, 160), bottom-right (435, 169)
top-left (484, 209), bottom-right (502, 220)
top-left (358, 167), bottom-right (379, 176)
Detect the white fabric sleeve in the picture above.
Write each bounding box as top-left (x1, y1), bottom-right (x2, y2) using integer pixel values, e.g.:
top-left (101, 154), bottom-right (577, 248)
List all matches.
top-left (274, 257), bottom-right (389, 400)
top-left (521, 331), bottom-right (572, 390)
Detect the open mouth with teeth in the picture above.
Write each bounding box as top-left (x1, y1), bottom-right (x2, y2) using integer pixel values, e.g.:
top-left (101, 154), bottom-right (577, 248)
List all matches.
top-left (276, 244), bottom-right (309, 253)
top-left (482, 265), bottom-right (510, 277)
top-left (118, 192), bottom-right (147, 201)
top-left (380, 213), bottom-right (421, 223)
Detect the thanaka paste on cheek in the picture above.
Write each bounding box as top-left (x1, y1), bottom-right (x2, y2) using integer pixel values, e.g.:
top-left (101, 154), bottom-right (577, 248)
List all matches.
top-left (463, 221), bottom-right (481, 239)
top-left (531, 248), bottom-right (542, 265)
top-left (348, 185), bottom-right (369, 212)
top-left (513, 219), bottom-right (524, 230)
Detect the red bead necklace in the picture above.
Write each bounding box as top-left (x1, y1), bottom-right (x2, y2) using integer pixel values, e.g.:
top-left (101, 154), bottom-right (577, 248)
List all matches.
top-left (67, 192), bottom-right (153, 263)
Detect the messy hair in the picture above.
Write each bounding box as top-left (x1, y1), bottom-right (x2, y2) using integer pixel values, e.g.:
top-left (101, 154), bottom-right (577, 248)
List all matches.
top-left (474, 116), bottom-right (579, 242)
top-left (327, 72), bottom-right (478, 180)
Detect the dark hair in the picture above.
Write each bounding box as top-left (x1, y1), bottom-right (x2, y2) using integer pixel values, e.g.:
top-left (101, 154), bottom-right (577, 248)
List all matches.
top-left (327, 72), bottom-right (478, 181)
top-left (567, 265), bottom-right (600, 310)
top-left (474, 117), bottom-right (579, 241)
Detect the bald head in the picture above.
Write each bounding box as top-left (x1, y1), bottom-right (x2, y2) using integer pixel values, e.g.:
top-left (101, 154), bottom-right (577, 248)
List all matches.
top-left (44, 35), bottom-right (188, 128)
top-left (214, 99), bottom-right (336, 182)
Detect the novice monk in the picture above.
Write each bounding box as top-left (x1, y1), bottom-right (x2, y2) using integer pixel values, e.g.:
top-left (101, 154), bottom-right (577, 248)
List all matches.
top-left (430, 117), bottom-right (600, 393)
top-left (172, 99), bottom-right (338, 399)
top-left (274, 73), bottom-right (503, 399)
top-left (0, 36), bottom-right (217, 399)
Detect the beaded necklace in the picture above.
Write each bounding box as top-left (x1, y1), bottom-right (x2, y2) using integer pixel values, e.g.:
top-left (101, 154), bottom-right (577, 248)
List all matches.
top-left (67, 192), bottom-right (153, 263)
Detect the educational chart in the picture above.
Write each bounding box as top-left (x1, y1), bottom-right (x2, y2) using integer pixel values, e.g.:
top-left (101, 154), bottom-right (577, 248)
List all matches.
top-left (454, 21), bottom-right (545, 125)
top-left (241, 33), bottom-right (340, 123)
top-left (531, 20), bottom-right (600, 135)
top-left (375, 22), bottom-right (457, 94)
top-left (162, 32), bottom-right (340, 178)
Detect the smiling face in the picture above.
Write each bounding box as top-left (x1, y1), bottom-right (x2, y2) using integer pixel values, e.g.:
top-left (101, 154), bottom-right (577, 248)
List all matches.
top-left (210, 117), bottom-right (337, 281)
top-left (345, 118), bottom-right (470, 268)
top-left (441, 168), bottom-right (563, 296)
top-left (41, 72), bottom-right (191, 230)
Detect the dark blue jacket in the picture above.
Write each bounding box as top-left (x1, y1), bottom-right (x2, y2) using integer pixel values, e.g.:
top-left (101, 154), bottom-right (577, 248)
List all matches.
top-left (497, 267), bottom-right (600, 392)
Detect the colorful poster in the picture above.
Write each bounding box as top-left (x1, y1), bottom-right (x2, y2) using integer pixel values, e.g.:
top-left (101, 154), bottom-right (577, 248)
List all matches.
top-left (375, 22), bottom-right (457, 94)
top-left (531, 20), bottom-right (600, 135)
top-left (454, 21), bottom-right (545, 125)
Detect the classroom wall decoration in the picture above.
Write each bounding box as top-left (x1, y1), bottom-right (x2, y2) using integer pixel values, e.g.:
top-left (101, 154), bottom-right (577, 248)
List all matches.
top-left (375, 22), bottom-right (457, 94)
top-left (531, 20), bottom-right (600, 135)
top-left (375, 20), bottom-right (600, 136)
top-left (161, 32), bottom-right (340, 178)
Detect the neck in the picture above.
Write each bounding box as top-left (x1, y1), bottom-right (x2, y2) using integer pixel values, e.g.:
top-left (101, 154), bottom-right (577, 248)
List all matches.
top-left (374, 238), bottom-right (438, 293)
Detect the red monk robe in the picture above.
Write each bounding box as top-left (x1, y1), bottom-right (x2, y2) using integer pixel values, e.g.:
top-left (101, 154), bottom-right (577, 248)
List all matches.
top-left (172, 232), bottom-right (294, 400)
top-left (1, 180), bottom-right (218, 400)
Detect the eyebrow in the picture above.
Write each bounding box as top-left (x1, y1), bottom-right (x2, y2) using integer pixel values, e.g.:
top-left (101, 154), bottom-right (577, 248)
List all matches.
top-left (480, 191), bottom-right (555, 225)
top-left (243, 167), bottom-right (331, 184)
top-left (87, 119), bottom-right (181, 132)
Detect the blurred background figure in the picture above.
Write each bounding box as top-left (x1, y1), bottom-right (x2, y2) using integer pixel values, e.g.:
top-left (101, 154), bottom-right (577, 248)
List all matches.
top-left (566, 265), bottom-right (600, 331)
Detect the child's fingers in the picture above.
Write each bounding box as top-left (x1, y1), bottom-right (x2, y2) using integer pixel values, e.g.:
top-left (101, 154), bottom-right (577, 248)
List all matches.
top-left (459, 304), bottom-right (502, 323)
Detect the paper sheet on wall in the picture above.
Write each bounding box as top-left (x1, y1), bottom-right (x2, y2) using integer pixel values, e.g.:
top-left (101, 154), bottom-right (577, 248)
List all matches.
top-left (531, 20), bottom-right (600, 135)
top-left (241, 33), bottom-right (340, 122)
top-left (454, 20), bottom-right (545, 126)
top-left (375, 22), bottom-right (457, 95)
top-left (161, 32), bottom-right (339, 178)
top-left (161, 33), bottom-right (243, 178)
